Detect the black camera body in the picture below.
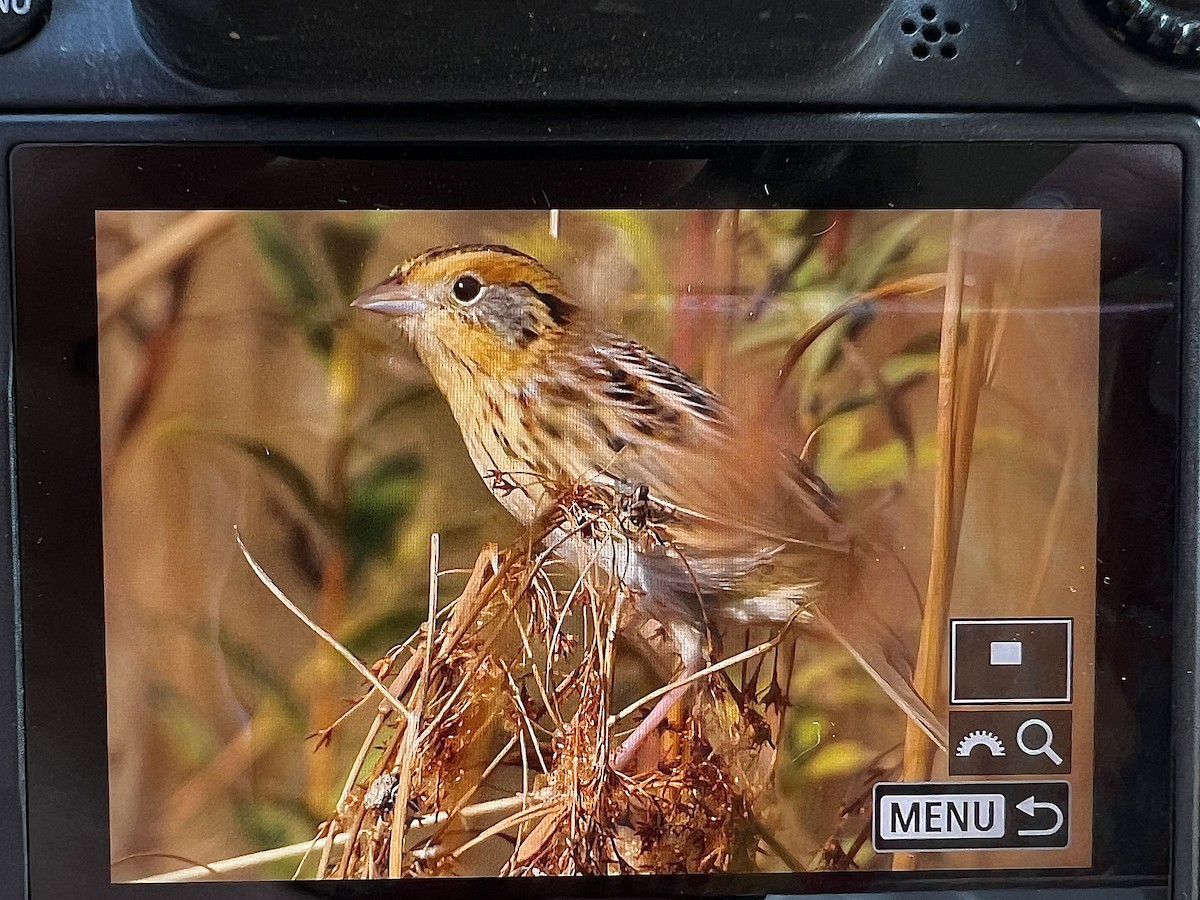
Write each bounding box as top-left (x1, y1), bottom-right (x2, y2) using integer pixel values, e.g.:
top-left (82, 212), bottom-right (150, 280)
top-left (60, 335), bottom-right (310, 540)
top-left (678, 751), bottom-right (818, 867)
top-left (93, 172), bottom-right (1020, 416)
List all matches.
top-left (2, 2), bottom-right (1198, 899)
top-left (4, 0), bottom-right (1200, 107)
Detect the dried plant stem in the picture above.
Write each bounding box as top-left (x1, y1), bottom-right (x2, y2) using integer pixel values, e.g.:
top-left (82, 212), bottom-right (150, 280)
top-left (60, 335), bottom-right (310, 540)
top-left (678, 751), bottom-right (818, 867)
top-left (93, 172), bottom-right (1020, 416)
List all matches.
top-left (611, 616), bottom-right (798, 771)
top-left (894, 209), bottom-right (975, 871)
top-left (447, 800), bottom-right (560, 862)
top-left (314, 817), bottom-right (339, 882)
top-left (131, 791), bottom-right (543, 883)
top-left (113, 852), bottom-right (219, 876)
top-left (98, 210), bottom-right (238, 327)
top-left (422, 734), bottom-right (520, 847)
top-left (748, 810), bottom-right (807, 872)
top-left (609, 631), bottom-right (789, 727)
top-left (388, 717), bottom-right (421, 875)
top-left (701, 208), bottom-right (741, 389)
top-left (335, 715), bottom-right (385, 810)
top-left (236, 531), bottom-right (411, 718)
top-left (130, 832), bottom-right (350, 883)
top-left (112, 260), bottom-right (194, 454)
top-left (330, 548), bottom-right (499, 874)
top-left (776, 276), bottom-right (946, 388)
top-left (164, 709), bottom-right (290, 827)
top-left (301, 482), bottom-right (778, 878)
top-left (331, 639), bottom-right (431, 828)
top-left (389, 534), bottom-right (440, 876)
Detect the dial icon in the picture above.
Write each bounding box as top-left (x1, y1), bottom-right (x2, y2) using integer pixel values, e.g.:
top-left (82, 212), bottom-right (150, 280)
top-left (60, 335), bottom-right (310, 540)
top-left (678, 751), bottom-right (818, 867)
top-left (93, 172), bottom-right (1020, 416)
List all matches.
top-left (956, 729), bottom-right (1006, 758)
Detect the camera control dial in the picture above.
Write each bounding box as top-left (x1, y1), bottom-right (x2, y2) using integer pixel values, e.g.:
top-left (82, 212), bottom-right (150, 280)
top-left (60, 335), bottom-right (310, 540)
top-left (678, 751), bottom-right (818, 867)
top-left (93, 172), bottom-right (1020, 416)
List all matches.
top-left (1091, 0), bottom-right (1200, 65)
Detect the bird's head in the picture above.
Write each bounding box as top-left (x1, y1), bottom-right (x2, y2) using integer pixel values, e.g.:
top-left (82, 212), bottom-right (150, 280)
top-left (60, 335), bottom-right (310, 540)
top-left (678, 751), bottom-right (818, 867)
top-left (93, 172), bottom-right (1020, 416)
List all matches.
top-left (353, 244), bottom-right (577, 380)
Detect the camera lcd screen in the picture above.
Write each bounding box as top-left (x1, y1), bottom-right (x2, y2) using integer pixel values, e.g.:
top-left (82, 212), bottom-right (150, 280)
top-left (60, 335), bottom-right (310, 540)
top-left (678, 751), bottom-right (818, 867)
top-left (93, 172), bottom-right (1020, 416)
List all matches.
top-left (94, 206), bottom-right (1098, 881)
top-left (10, 144), bottom-right (1180, 895)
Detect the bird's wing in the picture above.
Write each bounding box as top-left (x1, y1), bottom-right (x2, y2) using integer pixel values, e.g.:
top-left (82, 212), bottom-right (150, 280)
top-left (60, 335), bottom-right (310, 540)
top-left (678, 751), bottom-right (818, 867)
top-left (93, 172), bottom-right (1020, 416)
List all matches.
top-left (530, 333), bottom-right (852, 563)
top-left (530, 334), bottom-right (945, 749)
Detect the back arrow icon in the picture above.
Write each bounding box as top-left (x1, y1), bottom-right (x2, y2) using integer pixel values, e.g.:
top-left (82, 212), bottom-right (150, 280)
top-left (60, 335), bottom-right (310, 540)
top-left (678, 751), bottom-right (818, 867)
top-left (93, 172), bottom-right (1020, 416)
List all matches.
top-left (1016, 795), bottom-right (1065, 837)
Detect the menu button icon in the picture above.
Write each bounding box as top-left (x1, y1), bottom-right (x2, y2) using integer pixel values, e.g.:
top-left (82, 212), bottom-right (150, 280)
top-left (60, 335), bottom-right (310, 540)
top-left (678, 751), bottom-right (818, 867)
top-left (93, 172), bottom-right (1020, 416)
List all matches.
top-left (873, 782), bottom-right (1070, 852)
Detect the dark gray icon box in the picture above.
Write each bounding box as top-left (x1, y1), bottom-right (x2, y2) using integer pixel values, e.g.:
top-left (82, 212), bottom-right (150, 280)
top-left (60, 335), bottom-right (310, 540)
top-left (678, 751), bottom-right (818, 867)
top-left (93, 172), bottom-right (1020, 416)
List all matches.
top-left (950, 618), bottom-right (1072, 705)
top-left (949, 709), bottom-right (1073, 775)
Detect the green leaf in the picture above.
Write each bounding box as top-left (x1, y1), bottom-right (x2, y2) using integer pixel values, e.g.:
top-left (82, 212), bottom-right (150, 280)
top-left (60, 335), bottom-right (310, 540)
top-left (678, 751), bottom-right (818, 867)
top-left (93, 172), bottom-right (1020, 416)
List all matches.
top-left (823, 436), bottom-right (915, 494)
top-left (250, 215), bottom-right (323, 312)
top-left (820, 392), bottom-right (877, 421)
top-left (788, 715), bottom-right (830, 763)
top-left (815, 413), bottom-right (865, 472)
top-left (839, 213), bottom-right (931, 292)
top-left (305, 323), bottom-right (336, 358)
top-left (898, 330), bottom-right (943, 356)
top-left (821, 425), bottom-right (1024, 494)
top-left (789, 648), bottom-right (858, 698)
top-left (157, 417), bottom-right (333, 529)
top-left (249, 215), bottom-right (334, 358)
top-left (787, 237), bottom-right (830, 291)
top-left (345, 454), bottom-right (423, 574)
top-left (227, 438), bottom-right (331, 527)
top-left (731, 285), bottom-right (849, 354)
top-left (878, 352), bottom-right (939, 384)
top-left (357, 209), bottom-right (400, 235)
top-left (318, 221), bottom-right (378, 298)
top-left (592, 209), bottom-right (669, 296)
top-left (801, 740), bottom-right (879, 780)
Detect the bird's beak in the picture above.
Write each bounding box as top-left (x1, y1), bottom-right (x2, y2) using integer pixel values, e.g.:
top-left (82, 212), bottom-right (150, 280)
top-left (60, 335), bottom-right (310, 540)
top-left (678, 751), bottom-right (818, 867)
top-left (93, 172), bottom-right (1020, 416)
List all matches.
top-left (352, 279), bottom-right (429, 317)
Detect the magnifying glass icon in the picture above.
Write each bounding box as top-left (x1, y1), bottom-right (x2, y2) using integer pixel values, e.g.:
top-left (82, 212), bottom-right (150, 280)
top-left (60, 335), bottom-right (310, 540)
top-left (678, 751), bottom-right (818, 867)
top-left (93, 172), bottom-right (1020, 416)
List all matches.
top-left (1017, 718), bottom-right (1064, 765)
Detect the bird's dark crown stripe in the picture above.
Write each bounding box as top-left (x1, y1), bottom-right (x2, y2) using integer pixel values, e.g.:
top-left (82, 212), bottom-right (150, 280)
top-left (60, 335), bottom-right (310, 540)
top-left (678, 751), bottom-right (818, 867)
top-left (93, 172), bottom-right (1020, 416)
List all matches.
top-left (415, 244), bottom-right (540, 267)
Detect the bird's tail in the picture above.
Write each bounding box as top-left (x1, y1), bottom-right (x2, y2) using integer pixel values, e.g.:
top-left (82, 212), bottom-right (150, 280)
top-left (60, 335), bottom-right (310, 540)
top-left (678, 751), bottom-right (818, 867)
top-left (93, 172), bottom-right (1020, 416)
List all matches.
top-left (810, 605), bottom-right (949, 753)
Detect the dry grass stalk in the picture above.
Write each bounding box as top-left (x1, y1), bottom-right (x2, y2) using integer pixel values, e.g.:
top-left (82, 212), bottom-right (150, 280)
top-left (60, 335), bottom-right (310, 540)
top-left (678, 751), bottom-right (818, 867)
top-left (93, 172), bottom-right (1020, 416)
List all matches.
top-left (239, 478), bottom-right (793, 878)
top-left (236, 530), bottom-right (411, 719)
top-left (893, 211), bottom-right (998, 871)
top-left (98, 209), bottom-right (239, 327)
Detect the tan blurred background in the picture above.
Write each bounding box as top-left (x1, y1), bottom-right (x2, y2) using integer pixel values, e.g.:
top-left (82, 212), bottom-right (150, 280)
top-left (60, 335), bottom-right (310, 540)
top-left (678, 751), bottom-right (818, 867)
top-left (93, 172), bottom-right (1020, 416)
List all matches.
top-left (96, 208), bottom-right (1098, 879)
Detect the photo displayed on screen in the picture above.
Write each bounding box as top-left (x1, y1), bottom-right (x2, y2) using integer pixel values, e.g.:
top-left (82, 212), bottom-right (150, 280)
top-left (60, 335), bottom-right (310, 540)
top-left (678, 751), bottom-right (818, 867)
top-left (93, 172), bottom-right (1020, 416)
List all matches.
top-left (97, 208), bottom-right (1097, 881)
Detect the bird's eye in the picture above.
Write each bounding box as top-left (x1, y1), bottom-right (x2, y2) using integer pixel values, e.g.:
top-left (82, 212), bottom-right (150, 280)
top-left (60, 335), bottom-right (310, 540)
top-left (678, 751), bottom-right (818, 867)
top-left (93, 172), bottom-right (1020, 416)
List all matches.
top-left (452, 275), bottom-right (482, 304)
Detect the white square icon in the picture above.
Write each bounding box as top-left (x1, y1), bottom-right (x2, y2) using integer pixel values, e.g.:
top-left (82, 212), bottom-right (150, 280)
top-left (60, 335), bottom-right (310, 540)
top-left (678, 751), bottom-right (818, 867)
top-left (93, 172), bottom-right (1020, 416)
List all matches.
top-left (990, 640), bottom-right (1023, 666)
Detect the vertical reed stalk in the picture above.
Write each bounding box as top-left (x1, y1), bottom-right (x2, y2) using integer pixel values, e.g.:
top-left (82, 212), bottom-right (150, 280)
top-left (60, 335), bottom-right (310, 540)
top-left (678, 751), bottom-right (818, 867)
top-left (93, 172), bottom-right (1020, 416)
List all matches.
top-left (893, 210), bottom-right (977, 871)
top-left (388, 534), bottom-right (439, 876)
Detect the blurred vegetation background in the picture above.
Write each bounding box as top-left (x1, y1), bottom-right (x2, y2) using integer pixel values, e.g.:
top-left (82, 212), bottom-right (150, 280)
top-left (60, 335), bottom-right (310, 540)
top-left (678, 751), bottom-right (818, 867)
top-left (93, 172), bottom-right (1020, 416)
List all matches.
top-left (97, 207), bottom-right (1099, 879)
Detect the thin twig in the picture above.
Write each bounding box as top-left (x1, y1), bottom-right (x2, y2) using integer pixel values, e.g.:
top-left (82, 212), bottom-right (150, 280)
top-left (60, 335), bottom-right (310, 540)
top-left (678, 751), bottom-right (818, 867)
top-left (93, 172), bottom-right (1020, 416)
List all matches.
top-left (129, 833), bottom-right (349, 884)
top-left (132, 790), bottom-right (545, 883)
top-left (447, 800), bottom-right (560, 862)
top-left (113, 852), bottom-right (219, 877)
top-left (111, 259), bottom-right (195, 453)
top-left (609, 625), bottom-right (795, 726)
top-left (236, 530), bottom-right (411, 718)
top-left (748, 810), bottom-right (807, 872)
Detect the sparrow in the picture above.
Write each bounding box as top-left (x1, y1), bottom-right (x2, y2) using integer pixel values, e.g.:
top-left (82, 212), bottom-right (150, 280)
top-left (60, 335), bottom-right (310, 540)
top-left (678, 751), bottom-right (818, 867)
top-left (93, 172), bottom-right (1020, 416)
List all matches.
top-left (353, 244), bottom-right (945, 765)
